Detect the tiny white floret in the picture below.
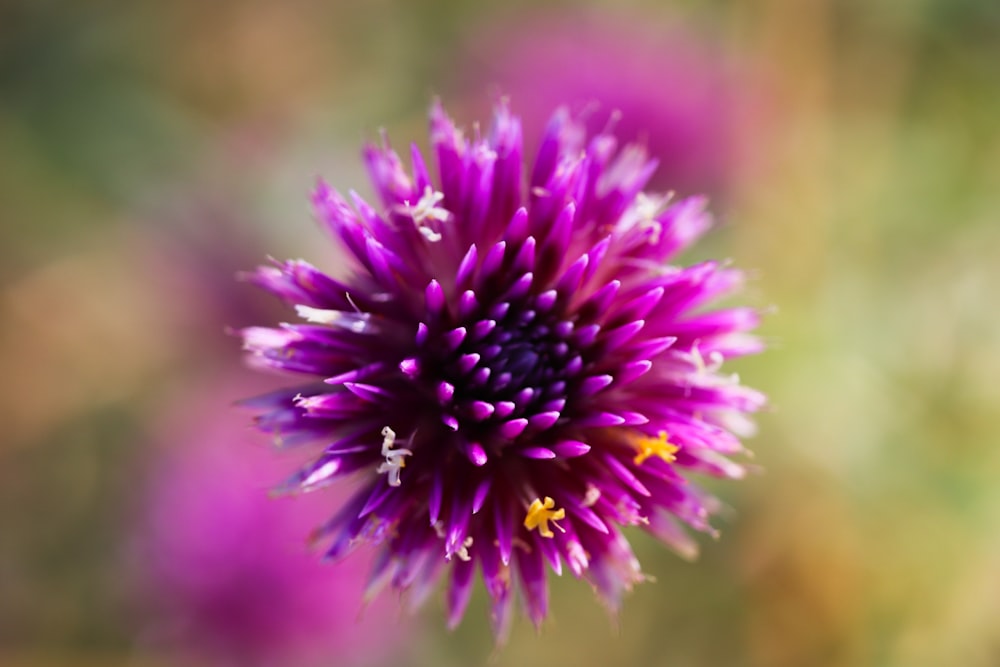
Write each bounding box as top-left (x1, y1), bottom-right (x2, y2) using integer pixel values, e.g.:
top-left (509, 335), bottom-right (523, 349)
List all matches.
top-left (376, 426), bottom-right (412, 487)
top-left (403, 186), bottom-right (450, 242)
top-left (451, 536), bottom-right (474, 562)
top-left (619, 192), bottom-right (672, 245)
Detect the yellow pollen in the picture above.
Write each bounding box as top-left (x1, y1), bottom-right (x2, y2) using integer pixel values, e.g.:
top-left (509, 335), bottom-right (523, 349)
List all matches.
top-left (633, 431), bottom-right (680, 466)
top-left (523, 496), bottom-right (566, 538)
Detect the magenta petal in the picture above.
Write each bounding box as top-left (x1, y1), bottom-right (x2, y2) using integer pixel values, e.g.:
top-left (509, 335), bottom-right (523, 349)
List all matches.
top-left (436, 381), bottom-right (455, 403)
top-left (615, 360), bottom-right (652, 385)
top-left (428, 470), bottom-right (444, 525)
top-left (415, 322), bottom-right (430, 346)
top-left (458, 353), bottom-right (481, 374)
top-left (399, 357), bottom-right (420, 377)
top-left (578, 374), bottom-right (614, 397)
top-left (555, 253), bottom-right (588, 295)
top-left (534, 289), bottom-right (558, 312)
top-left (519, 447), bottom-right (556, 460)
top-left (601, 452), bottom-right (651, 497)
top-left (425, 279), bottom-right (446, 315)
top-left (358, 482), bottom-right (396, 517)
top-left (480, 241), bottom-right (507, 281)
top-left (466, 400), bottom-right (495, 421)
top-left (619, 411), bottom-right (650, 425)
top-left (493, 499), bottom-right (514, 566)
top-left (577, 412), bottom-right (626, 428)
top-left (527, 411), bottom-right (561, 430)
top-left (472, 477), bottom-right (492, 514)
top-left (446, 557), bottom-right (477, 630)
top-left (512, 236), bottom-right (537, 274)
top-left (516, 543), bottom-right (548, 629)
top-left (552, 440), bottom-right (591, 457)
top-left (490, 401), bottom-right (514, 418)
top-left (498, 418), bottom-right (529, 439)
top-left (342, 382), bottom-right (390, 403)
top-left (463, 441), bottom-right (489, 467)
top-left (443, 327), bottom-right (468, 350)
top-left (618, 286), bottom-right (665, 322)
top-left (458, 291), bottom-right (478, 319)
top-left (471, 318), bottom-right (497, 340)
top-left (456, 244), bottom-right (479, 288)
top-left (600, 320), bottom-right (645, 350)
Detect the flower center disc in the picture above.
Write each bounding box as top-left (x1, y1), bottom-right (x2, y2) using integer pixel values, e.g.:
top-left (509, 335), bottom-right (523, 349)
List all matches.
top-left (421, 298), bottom-right (579, 444)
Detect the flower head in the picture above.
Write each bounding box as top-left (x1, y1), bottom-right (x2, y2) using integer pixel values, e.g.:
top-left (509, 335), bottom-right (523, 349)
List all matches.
top-left (131, 378), bottom-right (403, 667)
top-left (239, 100), bottom-right (765, 638)
top-left (460, 11), bottom-right (740, 197)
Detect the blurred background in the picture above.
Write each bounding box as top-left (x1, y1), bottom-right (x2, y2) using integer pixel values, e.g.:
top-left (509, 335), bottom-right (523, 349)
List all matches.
top-left (2, 0), bottom-right (999, 665)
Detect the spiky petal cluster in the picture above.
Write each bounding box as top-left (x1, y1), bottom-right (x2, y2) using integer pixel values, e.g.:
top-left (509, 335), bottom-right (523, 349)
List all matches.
top-left (239, 101), bottom-right (764, 638)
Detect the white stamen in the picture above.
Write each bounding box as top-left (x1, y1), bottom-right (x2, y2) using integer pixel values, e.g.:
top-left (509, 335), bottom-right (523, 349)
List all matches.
top-left (241, 326), bottom-right (297, 351)
top-left (451, 536), bottom-right (474, 562)
top-left (686, 344), bottom-right (724, 375)
top-left (619, 192), bottom-right (673, 245)
top-left (680, 344), bottom-right (739, 387)
top-left (295, 305), bottom-right (373, 333)
top-left (376, 426), bottom-right (412, 487)
top-left (435, 521), bottom-right (474, 561)
top-left (418, 226), bottom-right (442, 243)
top-left (582, 485), bottom-right (601, 507)
top-left (344, 291), bottom-right (362, 313)
top-left (404, 186), bottom-right (450, 242)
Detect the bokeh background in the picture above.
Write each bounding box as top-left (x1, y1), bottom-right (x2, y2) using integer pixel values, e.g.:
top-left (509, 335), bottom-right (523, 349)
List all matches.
top-left (2, 0), bottom-right (999, 665)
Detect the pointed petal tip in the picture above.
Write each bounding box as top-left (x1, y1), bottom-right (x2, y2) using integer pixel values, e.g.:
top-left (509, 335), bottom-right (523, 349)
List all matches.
top-left (465, 441), bottom-right (489, 466)
top-left (552, 440), bottom-right (591, 457)
top-left (499, 418), bottom-right (529, 439)
top-left (310, 177), bottom-right (333, 204)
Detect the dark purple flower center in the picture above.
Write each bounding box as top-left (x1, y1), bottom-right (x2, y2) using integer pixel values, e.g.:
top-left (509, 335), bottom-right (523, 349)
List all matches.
top-left (417, 292), bottom-right (582, 453)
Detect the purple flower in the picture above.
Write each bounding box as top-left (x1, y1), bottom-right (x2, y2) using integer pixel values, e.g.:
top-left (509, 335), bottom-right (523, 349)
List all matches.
top-left (239, 101), bottom-right (764, 639)
top-left (132, 378), bottom-right (402, 666)
top-left (457, 11), bottom-right (741, 198)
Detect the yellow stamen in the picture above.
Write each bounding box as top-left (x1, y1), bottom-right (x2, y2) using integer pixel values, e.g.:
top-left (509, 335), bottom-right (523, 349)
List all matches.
top-left (633, 431), bottom-right (680, 466)
top-left (523, 496), bottom-right (566, 538)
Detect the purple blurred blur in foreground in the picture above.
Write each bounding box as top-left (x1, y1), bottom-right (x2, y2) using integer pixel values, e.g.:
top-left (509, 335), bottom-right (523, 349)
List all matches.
top-left (461, 12), bottom-right (738, 198)
top-left (238, 101), bottom-right (764, 639)
top-left (133, 379), bottom-right (396, 667)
